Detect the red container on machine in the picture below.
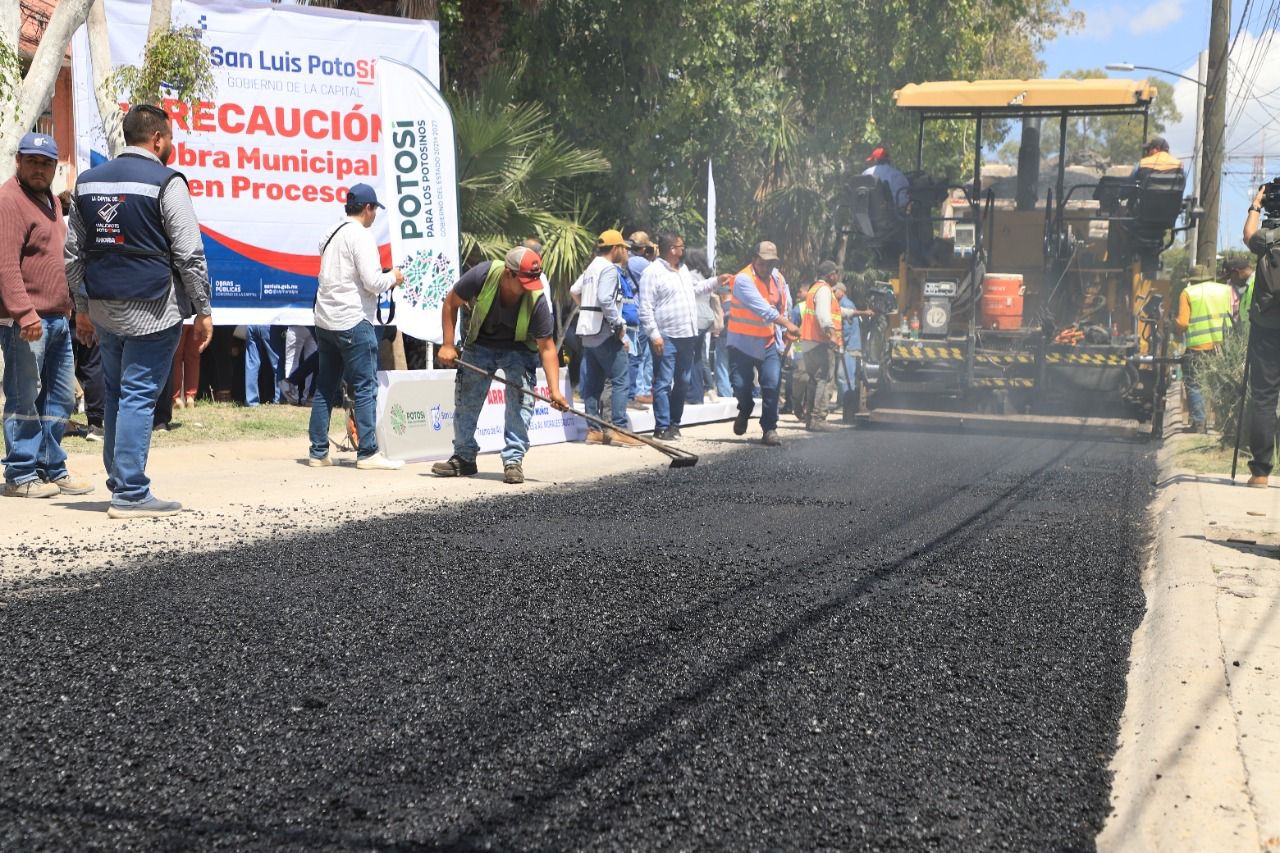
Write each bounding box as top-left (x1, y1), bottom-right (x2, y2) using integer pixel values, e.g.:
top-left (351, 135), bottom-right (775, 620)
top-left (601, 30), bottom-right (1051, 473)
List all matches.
top-left (980, 273), bottom-right (1025, 330)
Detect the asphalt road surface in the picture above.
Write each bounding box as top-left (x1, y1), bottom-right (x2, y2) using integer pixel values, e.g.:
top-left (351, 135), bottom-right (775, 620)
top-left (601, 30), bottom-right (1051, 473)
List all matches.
top-left (0, 425), bottom-right (1152, 850)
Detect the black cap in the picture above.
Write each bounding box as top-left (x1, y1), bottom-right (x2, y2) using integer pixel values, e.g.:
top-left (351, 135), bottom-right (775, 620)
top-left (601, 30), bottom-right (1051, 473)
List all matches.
top-left (817, 260), bottom-right (839, 277)
top-left (1224, 257), bottom-right (1252, 272)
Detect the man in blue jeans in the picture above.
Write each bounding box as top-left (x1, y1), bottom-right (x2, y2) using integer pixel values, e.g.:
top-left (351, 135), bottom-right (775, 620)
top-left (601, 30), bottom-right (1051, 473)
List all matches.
top-left (0, 132), bottom-right (92, 498)
top-left (636, 231), bottom-right (727, 440)
top-left (244, 324), bottom-right (283, 405)
top-left (433, 247), bottom-right (568, 484)
top-left (570, 229), bottom-right (643, 447)
top-left (65, 106), bottom-right (214, 517)
top-left (727, 241), bottom-right (799, 446)
top-left (309, 183), bottom-right (404, 470)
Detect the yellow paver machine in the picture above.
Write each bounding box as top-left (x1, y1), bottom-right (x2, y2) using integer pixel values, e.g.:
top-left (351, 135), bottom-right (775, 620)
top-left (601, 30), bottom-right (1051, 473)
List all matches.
top-left (839, 78), bottom-right (1195, 435)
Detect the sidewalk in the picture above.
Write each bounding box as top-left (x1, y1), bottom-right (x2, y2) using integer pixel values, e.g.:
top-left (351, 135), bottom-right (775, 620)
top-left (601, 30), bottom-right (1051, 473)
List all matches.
top-left (1100, 426), bottom-right (1280, 851)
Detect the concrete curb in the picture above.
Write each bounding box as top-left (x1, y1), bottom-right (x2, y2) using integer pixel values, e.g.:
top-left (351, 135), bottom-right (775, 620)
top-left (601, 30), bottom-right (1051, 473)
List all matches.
top-left (1099, 434), bottom-right (1280, 852)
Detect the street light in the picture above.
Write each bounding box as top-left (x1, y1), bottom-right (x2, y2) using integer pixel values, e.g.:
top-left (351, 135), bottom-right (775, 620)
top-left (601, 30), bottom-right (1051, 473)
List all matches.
top-left (1105, 62), bottom-right (1207, 88)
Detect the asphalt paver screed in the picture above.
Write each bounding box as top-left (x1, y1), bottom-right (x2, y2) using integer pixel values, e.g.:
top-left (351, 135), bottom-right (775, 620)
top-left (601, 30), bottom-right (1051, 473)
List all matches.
top-left (0, 427), bottom-right (1152, 849)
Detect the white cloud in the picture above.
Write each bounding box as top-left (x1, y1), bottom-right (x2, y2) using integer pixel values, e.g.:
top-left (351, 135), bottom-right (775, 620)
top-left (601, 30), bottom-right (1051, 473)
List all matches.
top-left (1129, 0), bottom-right (1186, 35)
top-left (1080, 0), bottom-right (1185, 40)
top-left (1160, 29), bottom-right (1280, 246)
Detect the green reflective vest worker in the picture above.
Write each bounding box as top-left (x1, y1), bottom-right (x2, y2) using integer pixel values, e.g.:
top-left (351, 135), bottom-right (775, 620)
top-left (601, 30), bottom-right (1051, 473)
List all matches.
top-left (1242, 272), bottom-right (1256, 318)
top-left (464, 261), bottom-right (544, 352)
top-left (1183, 281), bottom-right (1234, 350)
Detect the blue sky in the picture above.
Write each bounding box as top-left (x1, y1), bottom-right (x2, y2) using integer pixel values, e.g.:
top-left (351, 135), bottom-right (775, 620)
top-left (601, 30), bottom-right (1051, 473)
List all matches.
top-left (1038, 0), bottom-right (1279, 254)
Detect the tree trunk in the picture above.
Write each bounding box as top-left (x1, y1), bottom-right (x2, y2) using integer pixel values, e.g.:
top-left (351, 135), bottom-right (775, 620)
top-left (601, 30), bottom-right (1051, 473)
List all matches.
top-left (458, 0), bottom-right (506, 93)
top-left (87, 0), bottom-right (125, 158)
top-left (0, 0), bottom-right (95, 180)
top-left (146, 0), bottom-right (172, 43)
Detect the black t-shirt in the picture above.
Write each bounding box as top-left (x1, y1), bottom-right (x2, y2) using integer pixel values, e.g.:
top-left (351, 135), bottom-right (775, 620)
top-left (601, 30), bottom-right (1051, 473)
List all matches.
top-left (455, 261), bottom-right (555, 350)
top-left (1248, 228), bottom-right (1280, 329)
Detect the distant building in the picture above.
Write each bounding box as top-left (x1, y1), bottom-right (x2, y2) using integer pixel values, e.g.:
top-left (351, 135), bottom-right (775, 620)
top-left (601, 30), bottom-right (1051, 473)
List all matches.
top-left (21, 0), bottom-right (76, 193)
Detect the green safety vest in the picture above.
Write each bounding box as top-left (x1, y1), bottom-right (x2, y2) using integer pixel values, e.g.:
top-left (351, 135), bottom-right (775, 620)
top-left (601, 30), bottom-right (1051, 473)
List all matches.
top-left (464, 262), bottom-right (544, 352)
top-left (1184, 281), bottom-right (1234, 349)
top-left (1242, 272), bottom-right (1256, 318)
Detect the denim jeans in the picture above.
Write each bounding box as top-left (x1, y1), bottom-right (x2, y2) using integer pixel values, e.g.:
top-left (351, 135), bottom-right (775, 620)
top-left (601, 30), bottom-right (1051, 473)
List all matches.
top-left (1182, 350), bottom-right (1208, 426)
top-left (713, 332), bottom-right (733, 396)
top-left (625, 326), bottom-right (641, 400)
top-left (97, 322), bottom-right (183, 505)
top-left (582, 334), bottom-right (630, 429)
top-left (688, 330), bottom-right (710, 403)
top-left (309, 321), bottom-right (380, 460)
top-left (631, 333), bottom-right (653, 398)
top-left (730, 344), bottom-right (782, 433)
top-left (652, 335), bottom-right (698, 431)
top-left (453, 342), bottom-right (538, 465)
top-left (245, 324), bottom-right (282, 406)
top-left (1, 316), bottom-right (75, 485)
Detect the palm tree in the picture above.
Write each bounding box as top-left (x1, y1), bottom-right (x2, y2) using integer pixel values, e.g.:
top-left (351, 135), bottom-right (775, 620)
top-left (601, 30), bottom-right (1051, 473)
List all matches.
top-left (449, 56), bottom-right (609, 306)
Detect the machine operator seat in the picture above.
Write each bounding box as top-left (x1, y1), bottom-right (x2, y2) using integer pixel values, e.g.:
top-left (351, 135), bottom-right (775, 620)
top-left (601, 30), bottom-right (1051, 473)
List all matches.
top-left (1126, 170), bottom-right (1185, 274)
top-left (847, 174), bottom-right (906, 264)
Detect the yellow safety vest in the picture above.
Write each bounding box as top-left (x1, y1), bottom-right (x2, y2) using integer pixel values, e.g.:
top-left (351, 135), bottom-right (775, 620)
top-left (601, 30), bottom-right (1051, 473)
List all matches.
top-left (1184, 281), bottom-right (1234, 350)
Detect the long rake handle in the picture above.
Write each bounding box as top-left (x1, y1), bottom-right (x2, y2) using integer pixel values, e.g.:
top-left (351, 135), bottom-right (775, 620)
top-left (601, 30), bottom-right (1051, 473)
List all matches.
top-left (451, 358), bottom-right (696, 463)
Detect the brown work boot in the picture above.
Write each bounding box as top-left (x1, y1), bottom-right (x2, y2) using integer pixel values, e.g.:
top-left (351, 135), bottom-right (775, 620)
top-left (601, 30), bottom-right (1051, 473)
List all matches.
top-left (761, 430), bottom-right (782, 447)
top-left (610, 432), bottom-right (644, 448)
top-left (48, 473), bottom-right (94, 495)
top-left (1247, 474), bottom-right (1269, 489)
top-left (635, 394), bottom-right (653, 404)
top-left (586, 429), bottom-right (608, 445)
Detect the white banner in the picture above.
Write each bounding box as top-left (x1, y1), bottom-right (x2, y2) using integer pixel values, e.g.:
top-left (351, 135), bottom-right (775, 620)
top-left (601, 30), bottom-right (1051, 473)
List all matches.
top-left (70, 0), bottom-right (438, 326)
top-left (375, 371), bottom-right (753, 463)
top-left (378, 58), bottom-right (460, 344)
top-left (376, 370), bottom-right (584, 463)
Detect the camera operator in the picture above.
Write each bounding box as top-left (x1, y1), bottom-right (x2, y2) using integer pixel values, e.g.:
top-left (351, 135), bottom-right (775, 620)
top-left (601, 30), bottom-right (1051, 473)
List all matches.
top-left (1240, 182), bottom-right (1280, 487)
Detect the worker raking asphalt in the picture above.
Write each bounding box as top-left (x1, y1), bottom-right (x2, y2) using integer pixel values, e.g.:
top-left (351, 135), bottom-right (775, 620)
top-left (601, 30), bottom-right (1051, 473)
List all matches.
top-left (0, 427), bottom-right (1152, 849)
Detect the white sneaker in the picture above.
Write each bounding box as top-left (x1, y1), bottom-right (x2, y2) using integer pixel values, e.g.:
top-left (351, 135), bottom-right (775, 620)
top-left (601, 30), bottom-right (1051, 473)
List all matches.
top-left (356, 453), bottom-right (404, 470)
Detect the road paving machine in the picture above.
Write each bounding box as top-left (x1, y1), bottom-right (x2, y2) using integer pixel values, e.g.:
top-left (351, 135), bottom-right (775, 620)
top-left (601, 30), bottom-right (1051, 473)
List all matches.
top-left (837, 79), bottom-right (1195, 436)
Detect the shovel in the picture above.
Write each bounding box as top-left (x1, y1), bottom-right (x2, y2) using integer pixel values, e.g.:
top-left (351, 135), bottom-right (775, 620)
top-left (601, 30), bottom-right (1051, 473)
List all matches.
top-left (452, 358), bottom-right (699, 469)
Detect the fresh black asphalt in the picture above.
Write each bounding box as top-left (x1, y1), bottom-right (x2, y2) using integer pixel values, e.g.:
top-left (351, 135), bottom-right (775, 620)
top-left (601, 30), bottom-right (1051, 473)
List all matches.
top-left (0, 425), bottom-right (1153, 850)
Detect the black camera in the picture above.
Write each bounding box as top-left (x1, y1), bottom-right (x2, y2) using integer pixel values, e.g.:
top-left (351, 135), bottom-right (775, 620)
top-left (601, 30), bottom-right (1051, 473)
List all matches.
top-left (1261, 177), bottom-right (1280, 220)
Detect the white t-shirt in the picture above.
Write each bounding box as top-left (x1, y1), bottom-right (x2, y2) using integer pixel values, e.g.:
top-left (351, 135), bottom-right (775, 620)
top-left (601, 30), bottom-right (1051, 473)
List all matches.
top-left (314, 217), bottom-right (397, 332)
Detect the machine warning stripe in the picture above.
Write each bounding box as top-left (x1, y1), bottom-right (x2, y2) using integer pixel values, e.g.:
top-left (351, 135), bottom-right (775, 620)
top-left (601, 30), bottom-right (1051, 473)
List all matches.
top-left (970, 378), bottom-right (1036, 388)
top-left (892, 345), bottom-right (1126, 367)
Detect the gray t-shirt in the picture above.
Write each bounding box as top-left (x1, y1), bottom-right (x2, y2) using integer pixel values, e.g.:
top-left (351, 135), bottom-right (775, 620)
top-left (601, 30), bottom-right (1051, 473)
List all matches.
top-left (1247, 227), bottom-right (1280, 328)
top-left (455, 261), bottom-right (554, 351)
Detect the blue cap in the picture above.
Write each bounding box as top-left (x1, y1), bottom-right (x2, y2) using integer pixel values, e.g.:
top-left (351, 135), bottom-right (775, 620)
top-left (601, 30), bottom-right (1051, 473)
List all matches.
top-left (346, 182), bottom-right (383, 209)
top-left (18, 132), bottom-right (58, 161)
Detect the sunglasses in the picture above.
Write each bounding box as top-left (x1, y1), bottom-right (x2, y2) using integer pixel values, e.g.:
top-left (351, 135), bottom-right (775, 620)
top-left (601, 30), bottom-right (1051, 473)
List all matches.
top-left (516, 269), bottom-right (542, 279)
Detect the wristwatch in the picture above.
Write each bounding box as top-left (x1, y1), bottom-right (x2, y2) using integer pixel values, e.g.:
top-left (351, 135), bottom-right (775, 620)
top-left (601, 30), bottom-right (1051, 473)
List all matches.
top-left (1250, 205), bottom-right (1263, 213)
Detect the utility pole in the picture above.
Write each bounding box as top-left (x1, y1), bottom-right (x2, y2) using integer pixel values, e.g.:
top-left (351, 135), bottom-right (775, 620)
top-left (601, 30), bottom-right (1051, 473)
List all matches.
top-left (1197, 0), bottom-right (1229, 268)
top-left (1189, 50), bottom-right (1208, 266)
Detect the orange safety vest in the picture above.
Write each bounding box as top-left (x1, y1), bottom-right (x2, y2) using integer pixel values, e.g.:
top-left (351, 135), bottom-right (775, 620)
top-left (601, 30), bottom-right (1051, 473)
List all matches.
top-left (727, 265), bottom-right (787, 341)
top-left (801, 282), bottom-right (843, 343)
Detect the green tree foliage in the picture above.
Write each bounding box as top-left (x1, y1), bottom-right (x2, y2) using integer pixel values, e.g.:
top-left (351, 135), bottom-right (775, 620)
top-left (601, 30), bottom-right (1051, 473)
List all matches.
top-left (509, 0), bottom-right (1080, 277)
top-left (109, 25), bottom-right (217, 110)
top-left (449, 58), bottom-right (610, 302)
top-left (1039, 69), bottom-right (1183, 168)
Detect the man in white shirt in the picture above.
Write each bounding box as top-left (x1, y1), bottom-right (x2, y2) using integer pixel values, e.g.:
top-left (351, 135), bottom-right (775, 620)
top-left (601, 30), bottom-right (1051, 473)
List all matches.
top-left (637, 231), bottom-right (728, 440)
top-left (307, 183), bottom-right (404, 470)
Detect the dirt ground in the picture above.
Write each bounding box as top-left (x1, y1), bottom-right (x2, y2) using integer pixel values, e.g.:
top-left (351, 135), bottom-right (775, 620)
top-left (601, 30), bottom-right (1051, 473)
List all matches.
top-left (0, 419), bottom-right (809, 589)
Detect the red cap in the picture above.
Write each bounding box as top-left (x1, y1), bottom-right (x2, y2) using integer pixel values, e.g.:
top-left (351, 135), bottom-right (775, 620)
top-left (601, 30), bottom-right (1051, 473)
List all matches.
top-left (504, 246), bottom-right (544, 291)
top-left (866, 146), bottom-right (888, 164)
